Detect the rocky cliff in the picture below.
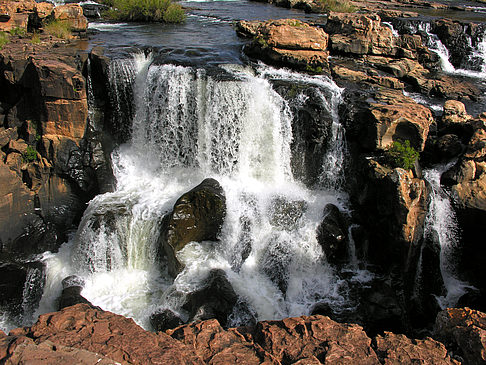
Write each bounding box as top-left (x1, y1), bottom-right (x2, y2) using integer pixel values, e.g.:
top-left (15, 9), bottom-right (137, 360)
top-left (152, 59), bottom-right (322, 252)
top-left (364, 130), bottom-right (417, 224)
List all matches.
top-left (2, 303), bottom-right (485, 364)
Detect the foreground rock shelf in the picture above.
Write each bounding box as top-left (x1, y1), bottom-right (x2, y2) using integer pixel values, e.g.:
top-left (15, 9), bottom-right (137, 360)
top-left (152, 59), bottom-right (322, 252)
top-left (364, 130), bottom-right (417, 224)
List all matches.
top-left (0, 304), bottom-right (485, 364)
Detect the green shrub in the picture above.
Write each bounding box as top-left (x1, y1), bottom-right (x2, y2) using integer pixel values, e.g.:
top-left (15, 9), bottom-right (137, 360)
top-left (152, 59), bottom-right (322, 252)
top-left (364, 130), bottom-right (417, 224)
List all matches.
top-left (31, 32), bottom-right (41, 44)
top-left (106, 0), bottom-right (185, 23)
top-left (23, 145), bottom-right (38, 163)
top-left (163, 3), bottom-right (185, 23)
top-left (305, 64), bottom-right (323, 74)
top-left (386, 140), bottom-right (419, 170)
top-left (10, 27), bottom-right (27, 36)
top-left (0, 32), bottom-right (9, 49)
top-left (316, 0), bottom-right (356, 13)
top-left (44, 20), bottom-right (72, 39)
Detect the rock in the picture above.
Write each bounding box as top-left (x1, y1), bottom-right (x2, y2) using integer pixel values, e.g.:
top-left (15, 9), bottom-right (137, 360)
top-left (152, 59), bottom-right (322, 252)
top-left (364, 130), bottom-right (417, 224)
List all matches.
top-left (374, 332), bottom-right (460, 364)
top-left (443, 100), bottom-right (471, 125)
top-left (434, 307), bottom-right (486, 365)
top-left (261, 234), bottom-right (291, 293)
top-left (317, 203), bottom-right (348, 265)
top-left (251, 315), bottom-right (380, 364)
top-left (182, 269), bottom-right (238, 327)
top-left (53, 4), bottom-right (88, 33)
top-left (150, 309), bottom-right (184, 332)
top-left (241, 19), bottom-right (330, 71)
top-left (21, 303), bottom-right (203, 364)
top-left (58, 275), bottom-right (92, 310)
top-left (359, 89), bottom-right (434, 152)
top-left (0, 263), bottom-right (27, 314)
top-left (325, 12), bottom-right (396, 57)
top-left (159, 178), bottom-right (226, 277)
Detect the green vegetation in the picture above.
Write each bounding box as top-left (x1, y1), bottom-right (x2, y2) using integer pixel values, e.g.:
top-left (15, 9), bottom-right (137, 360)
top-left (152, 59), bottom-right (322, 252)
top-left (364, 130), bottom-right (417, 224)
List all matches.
top-left (305, 64), bottom-right (323, 74)
top-left (287, 19), bottom-right (304, 27)
top-left (255, 35), bottom-right (269, 49)
top-left (386, 140), bottom-right (419, 170)
top-left (0, 32), bottom-right (9, 49)
top-left (316, 0), bottom-right (356, 13)
top-left (10, 27), bottom-right (27, 36)
top-left (44, 20), bottom-right (72, 39)
top-left (23, 145), bottom-right (39, 163)
top-left (104, 0), bottom-right (185, 23)
top-left (31, 32), bottom-right (41, 44)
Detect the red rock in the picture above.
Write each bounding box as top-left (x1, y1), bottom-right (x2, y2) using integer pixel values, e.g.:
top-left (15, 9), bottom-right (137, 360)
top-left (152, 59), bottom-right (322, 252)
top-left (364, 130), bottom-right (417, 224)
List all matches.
top-left (434, 307), bottom-right (486, 365)
top-left (28, 304), bottom-right (203, 365)
top-left (375, 332), bottom-right (459, 364)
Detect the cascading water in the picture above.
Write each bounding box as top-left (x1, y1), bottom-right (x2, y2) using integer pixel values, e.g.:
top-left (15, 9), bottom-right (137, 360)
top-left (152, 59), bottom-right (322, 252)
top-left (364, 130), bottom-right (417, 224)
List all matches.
top-left (423, 165), bottom-right (472, 308)
top-left (35, 54), bottom-right (354, 329)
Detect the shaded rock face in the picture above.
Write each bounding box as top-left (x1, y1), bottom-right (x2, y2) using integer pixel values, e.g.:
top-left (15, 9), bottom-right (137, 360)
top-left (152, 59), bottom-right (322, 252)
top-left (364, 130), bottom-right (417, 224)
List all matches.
top-left (182, 269), bottom-right (238, 327)
top-left (237, 19), bottom-right (330, 71)
top-left (0, 39), bottom-right (104, 255)
top-left (434, 307), bottom-right (486, 365)
top-left (0, 303), bottom-right (464, 364)
top-left (317, 203), bottom-right (349, 265)
top-left (150, 309), bottom-right (184, 332)
top-left (159, 178), bottom-right (226, 277)
top-left (57, 275), bottom-right (92, 310)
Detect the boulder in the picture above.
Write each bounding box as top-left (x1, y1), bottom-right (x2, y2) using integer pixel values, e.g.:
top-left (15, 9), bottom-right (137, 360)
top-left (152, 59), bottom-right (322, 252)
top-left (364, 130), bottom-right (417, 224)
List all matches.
top-left (58, 275), bottom-right (92, 310)
top-left (240, 19), bottom-right (330, 71)
top-left (182, 269), bottom-right (238, 327)
top-left (52, 4), bottom-right (88, 33)
top-left (442, 100), bottom-right (471, 126)
top-left (374, 332), bottom-right (460, 364)
top-left (359, 89), bottom-right (434, 152)
top-left (159, 178), bottom-right (226, 277)
top-left (317, 204), bottom-right (348, 265)
top-left (434, 307), bottom-right (486, 365)
top-left (325, 12), bottom-right (396, 57)
top-left (150, 309), bottom-right (184, 332)
top-left (0, 263), bottom-right (27, 314)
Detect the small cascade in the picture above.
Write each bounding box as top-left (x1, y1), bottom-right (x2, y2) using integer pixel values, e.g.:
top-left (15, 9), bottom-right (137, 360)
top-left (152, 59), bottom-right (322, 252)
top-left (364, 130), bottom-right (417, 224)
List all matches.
top-left (417, 23), bottom-right (456, 73)
top-left (423, 165), bottom-right (472, 308)
top-left (36, 54), bottom-right (356, 329)
top-left (20, 264), bottom-right (45, 325)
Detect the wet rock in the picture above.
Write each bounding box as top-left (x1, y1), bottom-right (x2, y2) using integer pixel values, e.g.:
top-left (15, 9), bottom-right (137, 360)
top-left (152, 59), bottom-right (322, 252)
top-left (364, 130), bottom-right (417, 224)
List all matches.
top-left (58, 275), bottom-right (92, 310)
top-left (374, 332), bottom-right (460, 364)
top-left (317, 204), bottom-right (348, 265)
top-left (239, 19), bottom-right (329, 71)
top-left (261, 235), bottom-right (291, 293)
top-left (434, 307), bottom-right (486, 365)
top-left (150, 309), bottom-right (184, 332)
top-left (159, 178), bottom-right (226, 277)
top-left (0, 263), bottom-right (27, 315)
top-left (182, 269), bottom-right (238, 327)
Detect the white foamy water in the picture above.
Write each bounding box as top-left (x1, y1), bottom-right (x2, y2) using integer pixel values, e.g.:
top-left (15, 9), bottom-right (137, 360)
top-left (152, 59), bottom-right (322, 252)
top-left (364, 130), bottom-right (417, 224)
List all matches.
top-left (423, 165), bottom-right (473, 308)
top-left (34, 55), bottom-right (353, 329)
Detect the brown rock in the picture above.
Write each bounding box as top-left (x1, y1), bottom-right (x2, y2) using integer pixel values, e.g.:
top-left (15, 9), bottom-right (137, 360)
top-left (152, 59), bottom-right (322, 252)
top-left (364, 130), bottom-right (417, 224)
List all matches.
top-left (35, 2), bottom-right (54, 19)
top-left (365, 90), bottom-right (434, 151)
top-left (249, 315), bottom-right (381, 364)
top-left (241, 19), bottom-right (330, 71)
top-left (53, 4), bottom-right (88, 32)
top-left (443, 100), bottom-right (471, 125)
top-left (374, 332), bottom-right (459, 364)
top-left (28, 304), bottom-right (203, 365)
top-left (325, 12), bottom-right (396, 56)
top-left (43, 100), bottom-right (88, 139)
top-left (6, 339), bottom-right (119, 365)
top-left (434, 307), bottom-right (486, 365)
top-left (0, 12), bottom-right (29, 32)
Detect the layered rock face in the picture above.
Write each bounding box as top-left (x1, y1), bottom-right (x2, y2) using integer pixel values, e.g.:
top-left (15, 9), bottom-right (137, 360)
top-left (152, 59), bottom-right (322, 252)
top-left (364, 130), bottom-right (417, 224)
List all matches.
top-left (2, 303), bottom-right (478, 364)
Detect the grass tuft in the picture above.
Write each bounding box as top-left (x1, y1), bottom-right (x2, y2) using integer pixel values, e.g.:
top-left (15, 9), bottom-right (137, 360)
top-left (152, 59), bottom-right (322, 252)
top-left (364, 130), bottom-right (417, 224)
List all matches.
top-left (316, 0), bottom-right (356, 13)
top-left (44, 20), bottom-right (72, 39)
top-left (31, 32), bottom-right (41, 44)
top-left (105, 0), bottom-right (185, 23)
top-left (0, 31), bottom-right (9, 49)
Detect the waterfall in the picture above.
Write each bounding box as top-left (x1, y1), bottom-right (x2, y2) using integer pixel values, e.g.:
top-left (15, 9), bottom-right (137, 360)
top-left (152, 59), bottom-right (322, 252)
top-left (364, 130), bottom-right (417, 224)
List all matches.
top-left (423, 165), bottom-right (472, 308)
top-left (417, 23), bottom-right (456, 73)
top-left (36, 54), bottom-right (353, 329)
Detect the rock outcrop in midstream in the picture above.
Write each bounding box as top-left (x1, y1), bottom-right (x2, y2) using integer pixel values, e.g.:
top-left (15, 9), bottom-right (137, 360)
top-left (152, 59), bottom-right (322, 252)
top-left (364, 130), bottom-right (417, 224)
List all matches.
top-left (3, 303), bottom-right (485, 364)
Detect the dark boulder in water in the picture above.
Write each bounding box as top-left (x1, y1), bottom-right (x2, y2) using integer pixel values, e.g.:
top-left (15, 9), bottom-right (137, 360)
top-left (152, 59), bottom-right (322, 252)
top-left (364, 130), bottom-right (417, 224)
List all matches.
top-left (182, 269), bottom-right (238, 327)
top-left (317, 204), bottom-right (348, 265)
top-left (159, 178), bottom-right (226, 277)
top-left (58, 275), bottom-right (92, 310)
top-left (150, 309), bottom-right (184, 332)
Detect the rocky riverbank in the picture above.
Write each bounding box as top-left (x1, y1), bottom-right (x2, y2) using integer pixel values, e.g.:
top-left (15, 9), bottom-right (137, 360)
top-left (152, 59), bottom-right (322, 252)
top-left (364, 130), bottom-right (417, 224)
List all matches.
top-left (1, 303), bottom-right (485, 364)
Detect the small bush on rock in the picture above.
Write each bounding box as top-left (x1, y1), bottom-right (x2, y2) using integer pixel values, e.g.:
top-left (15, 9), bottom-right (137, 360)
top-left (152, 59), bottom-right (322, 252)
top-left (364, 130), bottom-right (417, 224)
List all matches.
top-left (10, 27), bottom-right (27, 36)
top-left (44, 20), bottom-right (72, 39)
top-left (316, 0), bottom-right (356, 13)
top-left (23, 145), bottom-right (38, 163)
top-left (386, 140), bottom-right (419, 170)
top-left (106, 0), bottom-right (185, 23)
top-left (0, 32), bottom-right (9, 49)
